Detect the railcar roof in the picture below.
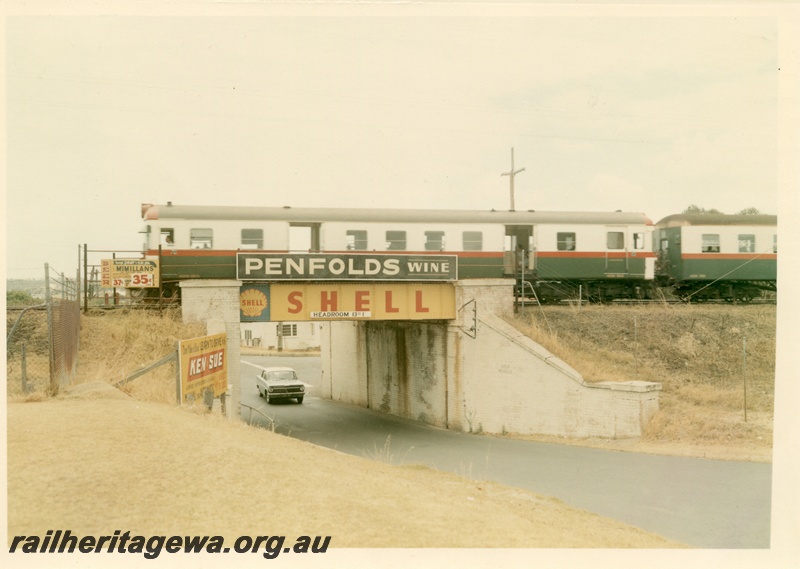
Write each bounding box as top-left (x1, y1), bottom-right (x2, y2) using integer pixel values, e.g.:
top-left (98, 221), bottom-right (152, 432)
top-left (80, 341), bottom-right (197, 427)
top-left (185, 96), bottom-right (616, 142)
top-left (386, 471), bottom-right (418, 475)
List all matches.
top-left (142, 203), bottom-right (652, 225)
top-left (656, 213), bottom-right (777, 228)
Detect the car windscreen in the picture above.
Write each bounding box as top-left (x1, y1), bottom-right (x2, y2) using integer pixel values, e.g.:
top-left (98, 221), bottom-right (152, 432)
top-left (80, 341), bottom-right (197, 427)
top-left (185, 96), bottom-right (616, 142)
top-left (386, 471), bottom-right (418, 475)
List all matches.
top-left (268, 371), bottom-right (297, 380)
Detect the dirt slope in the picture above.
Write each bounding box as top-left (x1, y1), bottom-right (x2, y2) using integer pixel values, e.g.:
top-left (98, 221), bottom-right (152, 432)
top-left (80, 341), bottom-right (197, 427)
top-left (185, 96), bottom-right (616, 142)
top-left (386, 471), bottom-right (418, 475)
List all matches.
top-left (7, 385), bottom-right (682, 549)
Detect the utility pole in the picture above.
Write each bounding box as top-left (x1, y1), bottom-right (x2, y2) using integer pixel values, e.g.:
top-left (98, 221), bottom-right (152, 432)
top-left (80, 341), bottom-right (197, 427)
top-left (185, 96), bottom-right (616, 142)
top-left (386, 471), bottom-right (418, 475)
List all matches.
top-left (501, 147), bottom-right (525, 211)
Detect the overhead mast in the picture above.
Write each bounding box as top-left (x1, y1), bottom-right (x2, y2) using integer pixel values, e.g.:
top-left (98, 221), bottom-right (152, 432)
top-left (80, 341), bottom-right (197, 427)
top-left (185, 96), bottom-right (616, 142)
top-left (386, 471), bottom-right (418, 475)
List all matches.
top-left (501, 147), bottom-right (525, 211)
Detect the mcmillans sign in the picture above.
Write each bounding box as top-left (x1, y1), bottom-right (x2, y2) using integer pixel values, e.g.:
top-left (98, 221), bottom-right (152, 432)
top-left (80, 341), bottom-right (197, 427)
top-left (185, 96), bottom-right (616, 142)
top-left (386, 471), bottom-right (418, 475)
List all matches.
top-left (237, 253), bottom-right (457, 281)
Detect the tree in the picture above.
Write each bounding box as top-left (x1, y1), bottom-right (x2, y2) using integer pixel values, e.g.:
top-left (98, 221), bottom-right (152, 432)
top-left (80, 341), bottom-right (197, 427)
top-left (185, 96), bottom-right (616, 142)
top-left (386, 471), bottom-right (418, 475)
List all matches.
top-left (6, 290), bottom-right (36, 307)
top-left (683, 204), bottom-right (724, 214)
top-left (683, 205), bottom-right (763, 215)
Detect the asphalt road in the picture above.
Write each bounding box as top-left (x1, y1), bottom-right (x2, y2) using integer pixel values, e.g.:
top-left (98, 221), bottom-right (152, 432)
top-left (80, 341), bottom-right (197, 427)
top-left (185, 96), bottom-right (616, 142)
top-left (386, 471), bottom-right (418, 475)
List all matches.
top-left (239, 355), bottom-right (772, 549)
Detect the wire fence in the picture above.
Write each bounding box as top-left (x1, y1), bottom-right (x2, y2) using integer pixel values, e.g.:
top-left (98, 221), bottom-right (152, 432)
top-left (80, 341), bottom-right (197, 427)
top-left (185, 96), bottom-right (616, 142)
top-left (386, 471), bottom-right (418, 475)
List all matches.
top-left (7, 264), bottom-right (81, 397)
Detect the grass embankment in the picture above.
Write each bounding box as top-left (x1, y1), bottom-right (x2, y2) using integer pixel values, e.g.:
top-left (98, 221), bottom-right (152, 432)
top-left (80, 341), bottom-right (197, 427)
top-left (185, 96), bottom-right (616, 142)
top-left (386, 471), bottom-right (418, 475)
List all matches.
top-left (7, 308), bottom-right (205, 404)
top-left (7, 309), bottom-right (683, 548)
top-left (509, 304), bottom-right (775, 461)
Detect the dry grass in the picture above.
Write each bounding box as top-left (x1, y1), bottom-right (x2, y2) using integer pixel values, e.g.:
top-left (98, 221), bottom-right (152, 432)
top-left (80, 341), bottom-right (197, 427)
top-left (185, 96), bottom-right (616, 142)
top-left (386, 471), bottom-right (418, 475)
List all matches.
top-left (509, 304), bottom-right (775, 458)
top-left (7, 308), bottom-right (206, 404)
top-left (7, 396), bottom-right (682, 548)
top-left (73, 308), bottom-right (205, 404)
top-left (6, 309), bottom-right (51, 398)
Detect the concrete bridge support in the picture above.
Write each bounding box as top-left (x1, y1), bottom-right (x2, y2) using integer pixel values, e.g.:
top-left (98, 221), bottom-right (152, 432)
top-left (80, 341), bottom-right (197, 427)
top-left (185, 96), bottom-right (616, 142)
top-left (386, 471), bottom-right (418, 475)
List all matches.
top-left (321, 279), bottom-right (661, 439)
top-left (179, 279), bottom-right (242, 419)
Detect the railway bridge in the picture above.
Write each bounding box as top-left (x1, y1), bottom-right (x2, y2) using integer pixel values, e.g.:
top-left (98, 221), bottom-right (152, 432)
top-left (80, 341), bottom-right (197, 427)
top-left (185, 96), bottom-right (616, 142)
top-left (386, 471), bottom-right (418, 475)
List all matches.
top-left (177, 252), bottom-right (661, 439)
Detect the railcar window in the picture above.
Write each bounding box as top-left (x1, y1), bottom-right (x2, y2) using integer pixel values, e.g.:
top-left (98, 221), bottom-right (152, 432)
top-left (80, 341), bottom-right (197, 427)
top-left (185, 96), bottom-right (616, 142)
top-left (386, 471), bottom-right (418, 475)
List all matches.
top-left (346, 230), bottom-right (368, 251)
top-left (738, 234), bottom-right (755, 253)
top-left (190, 228), bottom-right (213, 249)
top-left (425, 231), bottom-right (446, 251)
top-left (633, 232), bottom-right (645, 250)
top-left (241, 229), bottom-right (263, 249)
top-left (463, 231), bottom-right (483, 251)
top-left (701, 234), bottom-right (720, 253)
top-left (160, 228), bottom-right (174, 247)
top-left (557, 232), bottom-right (576, 251)
top-left (386, 231), bottom-right (406, 250)
top-left (606, 231), bottom-right (625, 250)
top-left (774, 235), bottom-right (777, 254)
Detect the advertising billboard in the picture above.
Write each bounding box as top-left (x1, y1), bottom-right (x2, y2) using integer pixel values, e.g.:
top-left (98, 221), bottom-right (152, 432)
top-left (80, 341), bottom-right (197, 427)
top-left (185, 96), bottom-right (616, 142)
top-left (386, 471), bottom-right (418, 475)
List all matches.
top-left (237, 253), bottom-right (457, 282)
top-left (268, 283), bottom-right (456, 321)
top-left (101, 258), bottom-right (160, 288)
top-left (178, 333), bottom-right (227, 403)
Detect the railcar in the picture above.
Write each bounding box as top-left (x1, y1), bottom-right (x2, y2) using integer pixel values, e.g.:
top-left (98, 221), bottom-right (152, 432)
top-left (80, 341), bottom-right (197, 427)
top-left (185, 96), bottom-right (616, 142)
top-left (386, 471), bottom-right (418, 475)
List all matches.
top-left (654, 213), bottom-right (777, 302)
top-left (137, 203), bottom-right (656, 302)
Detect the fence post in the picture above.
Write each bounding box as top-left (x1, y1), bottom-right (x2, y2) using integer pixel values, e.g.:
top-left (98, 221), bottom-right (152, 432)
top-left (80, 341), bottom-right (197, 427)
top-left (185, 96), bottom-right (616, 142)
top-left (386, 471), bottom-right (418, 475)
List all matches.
top-left (44, 263), bottom-right (58, 395)
top-left (21, 344), bottom-right (29, 393)
top-left (76, 267), bottom-right (82, 361)
top-left (634, 315), bottom-right (638, 381)
top-left (83, 244), bottom-right (89, 314)
top-left (175, 340), bottom-right (182, 405)
top-left (743, 337), bottom-right (748, 422)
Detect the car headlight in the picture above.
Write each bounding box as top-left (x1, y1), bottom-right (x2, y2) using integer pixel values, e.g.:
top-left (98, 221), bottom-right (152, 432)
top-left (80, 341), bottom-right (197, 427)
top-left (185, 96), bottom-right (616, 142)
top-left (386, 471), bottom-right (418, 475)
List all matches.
top-left (268, 387), bottom-right (274, 393)
top-left (299, 386), bottom-right (305, 392)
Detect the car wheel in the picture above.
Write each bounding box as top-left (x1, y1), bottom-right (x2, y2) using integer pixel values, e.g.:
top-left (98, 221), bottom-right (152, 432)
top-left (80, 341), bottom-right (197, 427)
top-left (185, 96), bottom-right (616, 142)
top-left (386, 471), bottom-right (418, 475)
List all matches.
top-left (258, 387), bottom-right (262, 397)
top-left (296, 396), bottom-right (304, 404)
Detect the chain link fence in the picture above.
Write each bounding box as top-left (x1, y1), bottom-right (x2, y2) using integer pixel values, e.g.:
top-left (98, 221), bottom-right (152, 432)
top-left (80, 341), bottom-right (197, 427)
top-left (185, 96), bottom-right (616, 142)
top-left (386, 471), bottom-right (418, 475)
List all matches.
top-left (7, 264), bottom-right (81, 397)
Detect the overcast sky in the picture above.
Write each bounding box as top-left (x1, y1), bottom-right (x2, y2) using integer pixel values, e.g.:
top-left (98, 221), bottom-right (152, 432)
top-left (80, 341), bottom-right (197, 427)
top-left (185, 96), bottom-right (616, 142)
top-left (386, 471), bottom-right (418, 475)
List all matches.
top-left (4, 3), bottom-right (797, 280)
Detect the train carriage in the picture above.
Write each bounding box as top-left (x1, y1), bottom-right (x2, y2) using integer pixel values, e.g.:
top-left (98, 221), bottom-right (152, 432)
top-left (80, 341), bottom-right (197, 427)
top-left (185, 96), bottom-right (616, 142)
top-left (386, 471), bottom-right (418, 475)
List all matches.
top-left (654, 213), bottom-right (777, 302)
top-left (138, 203), bottom-right (656, 302)
top-left (527, 218), bottom-right (655, 302)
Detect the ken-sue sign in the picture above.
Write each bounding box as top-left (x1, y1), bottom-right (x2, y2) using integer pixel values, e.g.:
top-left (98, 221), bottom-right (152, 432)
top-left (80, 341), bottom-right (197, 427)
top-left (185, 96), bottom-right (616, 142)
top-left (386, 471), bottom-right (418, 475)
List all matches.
top-left (237, 253), bottom-right (457, 282)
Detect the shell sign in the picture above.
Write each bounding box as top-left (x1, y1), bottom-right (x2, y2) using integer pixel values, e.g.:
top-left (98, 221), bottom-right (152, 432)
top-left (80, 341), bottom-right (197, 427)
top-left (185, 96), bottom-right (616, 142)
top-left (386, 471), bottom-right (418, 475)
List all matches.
top-left (239, 285), bottom-right (270, 321)
top-left (269, 283), bottom-right (455, 321)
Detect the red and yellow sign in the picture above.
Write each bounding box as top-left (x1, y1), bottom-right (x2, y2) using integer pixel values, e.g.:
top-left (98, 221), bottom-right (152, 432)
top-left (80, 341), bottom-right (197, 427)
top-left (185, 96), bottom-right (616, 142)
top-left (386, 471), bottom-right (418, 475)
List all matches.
top-left (269, 283), bottom-right (455, 321)
top-left (178, 333), bottom-right (227, 403)
top-left (101, 258), bottom-right (160, 288)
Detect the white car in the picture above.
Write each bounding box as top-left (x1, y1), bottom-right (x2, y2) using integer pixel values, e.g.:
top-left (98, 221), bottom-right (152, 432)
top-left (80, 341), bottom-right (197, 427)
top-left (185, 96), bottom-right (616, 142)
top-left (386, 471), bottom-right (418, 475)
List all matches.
top-left (256, 367), bottom-right (305, 404)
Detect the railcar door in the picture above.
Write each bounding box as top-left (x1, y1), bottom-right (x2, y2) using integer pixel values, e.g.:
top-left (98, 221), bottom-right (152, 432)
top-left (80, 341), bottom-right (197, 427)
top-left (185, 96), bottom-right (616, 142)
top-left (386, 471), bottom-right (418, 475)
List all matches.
top-left (604, 226), bottom-right (629, 277)
top-left (289, 223), bottom-right (321, 252)
top-left (503, 225), bottom-right (534, 276)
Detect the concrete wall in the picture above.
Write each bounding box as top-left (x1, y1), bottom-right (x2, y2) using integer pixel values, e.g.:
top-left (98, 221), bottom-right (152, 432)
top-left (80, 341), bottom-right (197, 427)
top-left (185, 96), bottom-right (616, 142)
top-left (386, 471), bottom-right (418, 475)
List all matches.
top-left (321, 321), bottom-right (368, 405)
top-left (322, 279), bottom-right (661, 439)
top-left (364, 321), bottom-right (449, 426)
top-left (456, 314), bottom-right (661, 438)
top-left (179, 280), bottom-right (242, 418)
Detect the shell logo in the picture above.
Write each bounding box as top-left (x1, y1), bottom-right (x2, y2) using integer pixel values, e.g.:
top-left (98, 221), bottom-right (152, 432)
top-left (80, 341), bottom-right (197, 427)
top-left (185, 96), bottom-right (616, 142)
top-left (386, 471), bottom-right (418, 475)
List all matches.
top-left (240, 288), bottom-right (269, 317)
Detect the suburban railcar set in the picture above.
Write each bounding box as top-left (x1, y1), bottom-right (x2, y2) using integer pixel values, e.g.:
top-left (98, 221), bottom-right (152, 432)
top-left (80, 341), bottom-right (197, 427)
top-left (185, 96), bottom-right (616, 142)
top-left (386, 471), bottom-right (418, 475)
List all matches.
top-left (136, 203), bottom-right (777, 303)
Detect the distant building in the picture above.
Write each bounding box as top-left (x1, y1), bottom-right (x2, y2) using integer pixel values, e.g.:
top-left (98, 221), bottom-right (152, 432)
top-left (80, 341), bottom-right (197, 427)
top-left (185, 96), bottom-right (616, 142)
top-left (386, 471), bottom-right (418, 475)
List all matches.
top-left (241, 321), bottom-right (322, 351)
